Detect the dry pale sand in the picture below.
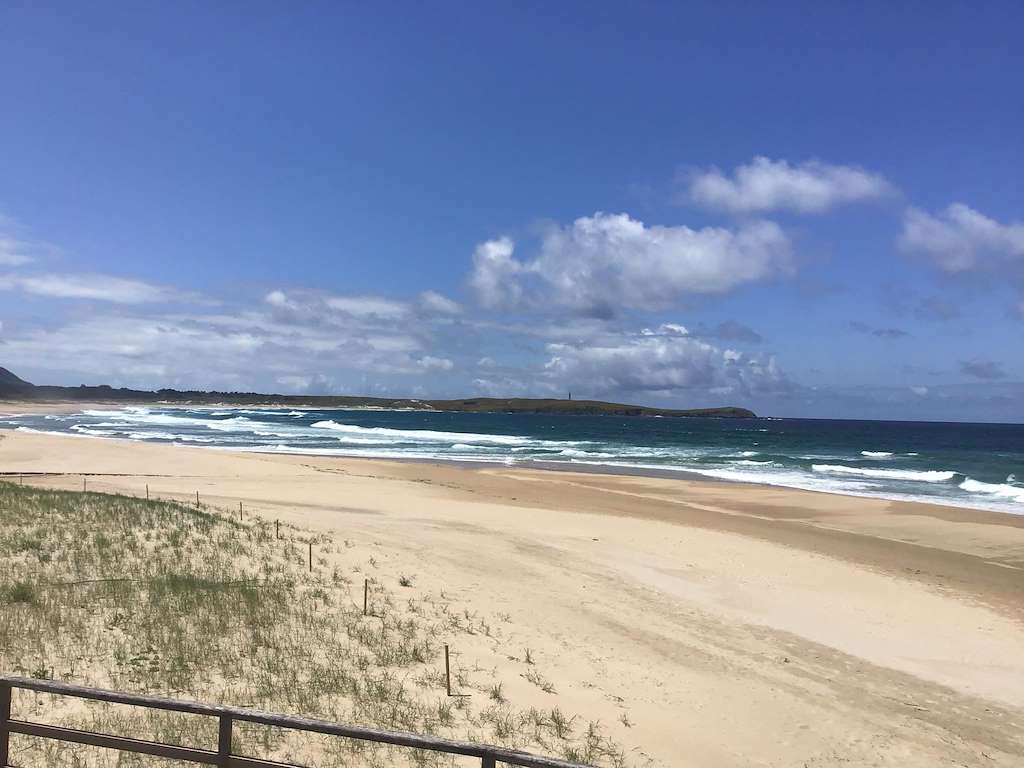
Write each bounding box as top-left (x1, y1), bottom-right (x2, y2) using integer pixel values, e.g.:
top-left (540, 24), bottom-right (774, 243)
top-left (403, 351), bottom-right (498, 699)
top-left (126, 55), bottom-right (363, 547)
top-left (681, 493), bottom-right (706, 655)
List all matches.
top-left (1, 426), bottom-right (1023, 767)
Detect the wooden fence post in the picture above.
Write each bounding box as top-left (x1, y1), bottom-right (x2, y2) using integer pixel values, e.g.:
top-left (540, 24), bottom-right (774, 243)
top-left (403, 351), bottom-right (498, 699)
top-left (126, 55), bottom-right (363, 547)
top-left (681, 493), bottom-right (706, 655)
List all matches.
top-left (363, 578), bottom-right (368, 616)
top-left (308, 542), bottom-right (313, 572)
top-left (445, 644), bottom-right (452, 696)
top-left (217, 714), bottom-right (233, 765)
top-left (0, 681), bottom-right (11, 767)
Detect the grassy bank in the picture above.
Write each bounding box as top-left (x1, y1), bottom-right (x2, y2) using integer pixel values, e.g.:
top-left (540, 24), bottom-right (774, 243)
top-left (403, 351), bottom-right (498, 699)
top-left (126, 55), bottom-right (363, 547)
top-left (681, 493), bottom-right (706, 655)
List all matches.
top-left (0, 482), bottom-right (626, 767)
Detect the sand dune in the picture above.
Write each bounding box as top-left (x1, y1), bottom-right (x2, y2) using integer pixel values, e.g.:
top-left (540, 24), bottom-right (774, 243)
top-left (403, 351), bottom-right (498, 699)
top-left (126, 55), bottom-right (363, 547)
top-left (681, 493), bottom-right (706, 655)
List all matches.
top-left (1, 427), bottom-right (1022, 766)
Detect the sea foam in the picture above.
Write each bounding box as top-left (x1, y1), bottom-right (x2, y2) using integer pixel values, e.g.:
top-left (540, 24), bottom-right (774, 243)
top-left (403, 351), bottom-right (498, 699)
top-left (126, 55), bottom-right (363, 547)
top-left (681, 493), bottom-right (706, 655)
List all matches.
top-left (812, 464), bottom-right (957, 482)
top-left (959, 478), bottom-right (1024, 503)
top-left (310, 419), bottom-right (574, 447)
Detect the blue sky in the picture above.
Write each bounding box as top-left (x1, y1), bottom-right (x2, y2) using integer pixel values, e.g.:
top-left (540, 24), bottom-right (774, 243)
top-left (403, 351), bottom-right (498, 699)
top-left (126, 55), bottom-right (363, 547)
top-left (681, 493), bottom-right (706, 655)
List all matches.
top-left (1, 2), bottom-right (1022, 421)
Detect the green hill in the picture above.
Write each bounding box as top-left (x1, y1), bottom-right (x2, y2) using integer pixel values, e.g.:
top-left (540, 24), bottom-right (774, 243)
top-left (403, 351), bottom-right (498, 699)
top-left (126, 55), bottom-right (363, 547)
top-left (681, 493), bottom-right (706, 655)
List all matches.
top-left (0, 366), bottom-right (756, 418)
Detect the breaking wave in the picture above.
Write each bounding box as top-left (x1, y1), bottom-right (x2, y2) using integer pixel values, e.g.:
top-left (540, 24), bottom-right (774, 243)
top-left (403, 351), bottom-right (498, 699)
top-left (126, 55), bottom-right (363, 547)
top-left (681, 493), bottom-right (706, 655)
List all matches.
top-left (959, 478), bottom-right (1024, 503)
top-left (812, 464), bottom-right (957, 482)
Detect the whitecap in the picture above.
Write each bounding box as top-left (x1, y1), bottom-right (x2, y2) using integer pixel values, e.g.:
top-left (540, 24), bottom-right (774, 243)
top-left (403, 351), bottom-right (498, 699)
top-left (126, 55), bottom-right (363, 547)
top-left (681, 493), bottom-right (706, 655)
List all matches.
top-left (959, 478), bottom-right (1024, 503)
top-left (310, 419), bottom-right (571, 447)
top-left (812, 464), bottom-right (957, 482)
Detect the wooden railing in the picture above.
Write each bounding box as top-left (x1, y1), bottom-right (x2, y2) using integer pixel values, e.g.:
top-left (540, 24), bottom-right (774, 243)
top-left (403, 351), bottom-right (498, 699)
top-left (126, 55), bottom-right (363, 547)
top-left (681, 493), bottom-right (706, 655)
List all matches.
top-left (0, 676), bottom-right (591, 768)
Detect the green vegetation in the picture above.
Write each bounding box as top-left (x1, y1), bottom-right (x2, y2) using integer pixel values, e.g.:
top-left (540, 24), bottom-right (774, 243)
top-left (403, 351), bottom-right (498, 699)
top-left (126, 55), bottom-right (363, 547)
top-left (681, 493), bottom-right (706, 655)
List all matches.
top-left (0, 482), bottom-right (626, 767)
top-left (0, 365), bottom-right (755, 418)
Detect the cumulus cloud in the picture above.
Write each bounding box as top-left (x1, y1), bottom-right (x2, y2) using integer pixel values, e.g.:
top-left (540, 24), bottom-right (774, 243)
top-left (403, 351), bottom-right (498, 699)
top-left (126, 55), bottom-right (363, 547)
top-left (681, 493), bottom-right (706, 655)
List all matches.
top-left (960, 359), bottom-right (1007, 380)
top-left (468, 236), bottom-right (521, 309)
top-left (684, 157), bottom-right (895, 214)
top-left (469, 213), bottom-right (791, 315)
top-left (0, 272), bottom-right (198, 304)
top-left (542, 323), bottom-right (789, 398)
top-left (900, 204), bottom-right (1024, 273)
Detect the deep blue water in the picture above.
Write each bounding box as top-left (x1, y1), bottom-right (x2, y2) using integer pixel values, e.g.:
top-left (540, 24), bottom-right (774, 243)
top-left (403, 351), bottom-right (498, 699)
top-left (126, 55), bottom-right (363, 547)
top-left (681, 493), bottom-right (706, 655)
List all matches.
top-left (4, 407), bottom-right (1023, 514)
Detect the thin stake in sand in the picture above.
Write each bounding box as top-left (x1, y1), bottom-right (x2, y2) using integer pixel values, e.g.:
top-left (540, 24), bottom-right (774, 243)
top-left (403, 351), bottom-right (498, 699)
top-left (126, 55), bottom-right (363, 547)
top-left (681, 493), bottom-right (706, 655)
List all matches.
top-left (308, 542), bottom-right (313, 572)
top-left (363, 578), bottom-right (368, 616)
top-left (445, 644), bottom-right (452, 696)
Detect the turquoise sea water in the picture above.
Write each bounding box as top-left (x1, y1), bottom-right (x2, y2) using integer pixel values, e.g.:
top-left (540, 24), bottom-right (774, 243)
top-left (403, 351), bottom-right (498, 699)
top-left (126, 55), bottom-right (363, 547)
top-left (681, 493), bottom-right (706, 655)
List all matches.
top-left (4, 407), bottom-right (1023, 515)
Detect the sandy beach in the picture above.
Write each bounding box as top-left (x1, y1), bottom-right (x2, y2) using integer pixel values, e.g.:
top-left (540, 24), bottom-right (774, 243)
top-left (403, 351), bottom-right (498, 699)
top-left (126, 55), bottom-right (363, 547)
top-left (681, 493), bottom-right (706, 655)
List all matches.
top-left (1, 425), bottom-right (1023, 766)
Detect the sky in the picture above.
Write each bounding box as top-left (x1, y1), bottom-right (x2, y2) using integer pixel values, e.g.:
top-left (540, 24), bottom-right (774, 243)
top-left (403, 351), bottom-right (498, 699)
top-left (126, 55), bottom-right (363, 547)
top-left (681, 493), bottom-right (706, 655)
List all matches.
top-left (1, 2), bottom-right (1022, 422)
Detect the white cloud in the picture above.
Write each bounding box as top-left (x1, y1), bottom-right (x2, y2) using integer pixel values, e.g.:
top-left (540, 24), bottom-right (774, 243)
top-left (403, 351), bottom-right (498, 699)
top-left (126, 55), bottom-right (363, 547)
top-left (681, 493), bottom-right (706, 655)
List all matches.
top-left (265, 288), bottom-right (462, 324)
top-left (416, 355), bottom-right (453, 371)
top-left (685, 156), bottom-right (895, 214)
top-left (265, 289), bottom-right (409, 326)
top-left (899, 203), bottom-right (1024, 273)
top-left (0, 295), bottom-right (459, 390)
top-left (417, 290), bottom-right (462, 315)
top-left (471, 376), bottom-right (540, 397)
top-left (469, 213), bottom-right (791, 315)
top-left (469, 236), bottom-right (521, 309)
top-left (0, 236), bottom-right (36, 266)
top-left (276, 374), bottom-right (313, 391)
top-left (0, 272), bottom-right (196, 303)
top-left (265, 289), bottom-right (290, 307)
top-left (542, 323), bottom-right (789, 398)
top-left (324, 295), bottom-right (408, 318)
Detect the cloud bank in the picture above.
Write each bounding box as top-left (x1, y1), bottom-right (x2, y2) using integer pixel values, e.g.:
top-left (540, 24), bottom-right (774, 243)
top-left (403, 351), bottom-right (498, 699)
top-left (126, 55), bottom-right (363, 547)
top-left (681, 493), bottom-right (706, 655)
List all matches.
top-left (543, 323), bottom-right (789, 398)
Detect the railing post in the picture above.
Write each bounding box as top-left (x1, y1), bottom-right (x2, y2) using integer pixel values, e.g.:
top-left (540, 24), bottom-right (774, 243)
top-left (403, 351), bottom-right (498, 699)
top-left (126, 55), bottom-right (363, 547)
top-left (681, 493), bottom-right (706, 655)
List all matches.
top-left (0, 682), bottom-right (11, 767)
top-left (481, 756), bottom-right (496, 768)
top-left (217, 714), bottom-right (232, 765)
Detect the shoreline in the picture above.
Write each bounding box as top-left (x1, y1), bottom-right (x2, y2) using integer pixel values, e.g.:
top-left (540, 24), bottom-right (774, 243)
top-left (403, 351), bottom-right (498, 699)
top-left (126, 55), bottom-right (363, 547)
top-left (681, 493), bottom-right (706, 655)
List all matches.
top-left (3, 426), bottom-right (1023, 605)
top-left (3, 403), bottom-right (1023, 517)
top-left (1, 427), bottom-right (1023, 765)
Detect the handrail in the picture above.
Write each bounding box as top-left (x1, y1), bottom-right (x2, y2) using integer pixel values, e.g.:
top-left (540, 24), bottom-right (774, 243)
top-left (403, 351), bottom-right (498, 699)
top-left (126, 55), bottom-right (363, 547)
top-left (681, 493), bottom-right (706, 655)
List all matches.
top-left (0, 676), bottom-right (592, 768)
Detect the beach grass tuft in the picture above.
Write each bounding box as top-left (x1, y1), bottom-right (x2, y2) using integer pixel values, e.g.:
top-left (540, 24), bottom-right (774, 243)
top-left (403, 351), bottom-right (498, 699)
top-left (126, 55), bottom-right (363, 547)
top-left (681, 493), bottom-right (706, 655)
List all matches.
top-left (0, 481), bottom-right (626, 766)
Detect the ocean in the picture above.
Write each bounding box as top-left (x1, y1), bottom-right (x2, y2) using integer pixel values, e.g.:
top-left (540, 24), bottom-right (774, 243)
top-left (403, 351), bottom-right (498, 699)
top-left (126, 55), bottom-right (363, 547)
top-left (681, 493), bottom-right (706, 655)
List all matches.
top-left (4, 406), bottom-right (1023, 515)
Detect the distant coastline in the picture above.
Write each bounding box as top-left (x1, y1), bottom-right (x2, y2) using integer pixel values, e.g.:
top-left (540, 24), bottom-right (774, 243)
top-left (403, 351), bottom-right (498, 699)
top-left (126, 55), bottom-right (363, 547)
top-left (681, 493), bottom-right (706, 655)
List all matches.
top-left (0, 366), bottom-right (756, 418)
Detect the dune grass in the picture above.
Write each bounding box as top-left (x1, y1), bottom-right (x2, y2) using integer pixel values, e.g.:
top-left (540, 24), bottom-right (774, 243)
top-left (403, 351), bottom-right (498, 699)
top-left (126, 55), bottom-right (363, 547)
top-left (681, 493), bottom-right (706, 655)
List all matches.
top-left (0, 481), bottom-right (625, 767)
